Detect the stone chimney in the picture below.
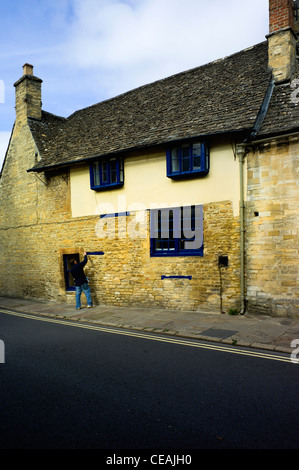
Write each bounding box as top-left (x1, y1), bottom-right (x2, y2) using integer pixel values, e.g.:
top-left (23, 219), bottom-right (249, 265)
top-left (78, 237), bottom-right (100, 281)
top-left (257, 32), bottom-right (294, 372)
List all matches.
top-left (267, 0), bottom-right (297, 83)
top-left (14, 63), bottom-right (42, 124)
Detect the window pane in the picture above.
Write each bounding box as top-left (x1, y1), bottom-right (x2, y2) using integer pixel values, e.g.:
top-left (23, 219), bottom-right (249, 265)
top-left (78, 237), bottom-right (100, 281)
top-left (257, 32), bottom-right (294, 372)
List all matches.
top-left (110, 158), bottom-right (117, 183)
top-left (182, 144), bottom-right (190, 171)
top-left (119, 159), bottom-right (124, 183)
top-left (168, 240), bottom-right (176, 251)
top-left (155, 239), bottom-right (162, 251)
top-left (205, 149), bottom-right (209, 171)
top-left (171, 148), bottom-right (180, 173)
top-left (192, 143), bottom-right (202, 155)
top-left (193, 156), bottom-right (201, 169)
top-left (93, 162), bottom-right (100, 186)
top-left (192, 143), bottom-right (202, 170)
top-left (160, 240), bottom-right (169, 251)
top-left (101, 162), bottom-right (108, 183)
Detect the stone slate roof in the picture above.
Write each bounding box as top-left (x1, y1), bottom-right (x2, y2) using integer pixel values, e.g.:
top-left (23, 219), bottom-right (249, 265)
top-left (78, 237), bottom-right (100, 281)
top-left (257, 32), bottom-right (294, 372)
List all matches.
top-left (255, 61), bottom-right (299, 139)
top-left (28, 41), bottom-right (273, 172)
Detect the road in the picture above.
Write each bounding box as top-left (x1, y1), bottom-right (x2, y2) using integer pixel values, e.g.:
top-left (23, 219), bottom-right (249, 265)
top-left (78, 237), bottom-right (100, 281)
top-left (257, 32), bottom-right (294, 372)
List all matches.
top-left (0, 309), bottom-right (298, 451)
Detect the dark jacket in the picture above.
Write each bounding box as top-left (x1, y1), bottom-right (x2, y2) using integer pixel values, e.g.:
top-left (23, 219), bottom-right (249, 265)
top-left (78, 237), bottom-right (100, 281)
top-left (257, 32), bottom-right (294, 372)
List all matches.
top-left (71, 255), bottom-right (88, 286)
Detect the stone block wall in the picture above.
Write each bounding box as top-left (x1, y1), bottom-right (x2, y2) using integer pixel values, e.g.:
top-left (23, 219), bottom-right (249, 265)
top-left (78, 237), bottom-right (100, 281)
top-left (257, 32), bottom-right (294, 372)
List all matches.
top-left (0, 123), bottom-right (242, 313)
top-left (0, 206), bottom-right (242, 313)
top-left (246, 137), bottom-right (299, 317)
top-left (2, 119), bottom-right (298, 317)
top-left (85, 203), bottom-right (241, 313)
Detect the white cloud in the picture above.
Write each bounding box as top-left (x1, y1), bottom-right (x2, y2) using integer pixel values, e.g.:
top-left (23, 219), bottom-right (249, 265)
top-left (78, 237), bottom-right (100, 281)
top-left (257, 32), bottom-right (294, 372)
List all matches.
top-left (0, 0), bottom-right (269, 130)
top-left (62, 0), bottom-right (269, 97)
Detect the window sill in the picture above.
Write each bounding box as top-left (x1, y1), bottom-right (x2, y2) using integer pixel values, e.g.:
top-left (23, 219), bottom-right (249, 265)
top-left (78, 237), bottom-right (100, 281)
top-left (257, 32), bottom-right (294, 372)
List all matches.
top-left (150, 250), bottom-right (203, 257)
top-left (167, 169), bottom-right (209, 180)
top-left (90, 182), bottom-right (124, 191)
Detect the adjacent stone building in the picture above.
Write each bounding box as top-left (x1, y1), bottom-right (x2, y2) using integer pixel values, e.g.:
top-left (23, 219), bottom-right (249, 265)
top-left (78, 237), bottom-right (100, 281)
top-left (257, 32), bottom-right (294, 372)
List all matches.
top-left (0, 0), bottom-right (298, 317)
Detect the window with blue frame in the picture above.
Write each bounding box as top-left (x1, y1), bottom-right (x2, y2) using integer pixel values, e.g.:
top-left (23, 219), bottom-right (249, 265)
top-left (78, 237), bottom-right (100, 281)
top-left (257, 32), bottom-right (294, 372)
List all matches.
top-left (150, 205), bottom-right (203, 257)
top-left (166, 142), bottom-right (209, 178)
top-left (90, 157), bottom-right (124, 190)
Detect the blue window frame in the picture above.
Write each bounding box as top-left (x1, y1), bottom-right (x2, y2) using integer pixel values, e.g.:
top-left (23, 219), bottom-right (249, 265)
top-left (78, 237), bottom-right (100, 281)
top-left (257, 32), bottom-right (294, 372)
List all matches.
top-left (90, 157), bottom-right (124, 190)
top-left (166, 142), bottom-right (209, 178)
top-left (150, 205), bottom-right (203, 257)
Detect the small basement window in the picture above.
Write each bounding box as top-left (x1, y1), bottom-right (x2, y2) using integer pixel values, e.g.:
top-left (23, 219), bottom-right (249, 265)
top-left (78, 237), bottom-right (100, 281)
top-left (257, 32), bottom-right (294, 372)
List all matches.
top-left (166, 142), bottom-right (209, 179)
top-left (90, 157), bottom-right (124, 190)
top-left (63, 253), bottom-right (80, 291)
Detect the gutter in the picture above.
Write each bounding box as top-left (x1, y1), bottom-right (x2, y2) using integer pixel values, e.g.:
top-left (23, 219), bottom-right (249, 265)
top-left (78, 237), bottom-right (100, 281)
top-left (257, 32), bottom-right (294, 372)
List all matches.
top-left (249, 128), bottom-right (299, 145)
top-left (235, 144), bottom-right (247, 315)
top-left (247, 78), bottom-right (275, 141)
top-left (27, 129), bottom-right (249, 174)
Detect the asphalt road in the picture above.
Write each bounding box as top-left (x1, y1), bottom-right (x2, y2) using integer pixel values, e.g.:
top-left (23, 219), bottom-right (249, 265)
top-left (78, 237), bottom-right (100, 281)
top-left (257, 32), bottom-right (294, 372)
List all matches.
top-left (0, 310), bottom-right (298, 451)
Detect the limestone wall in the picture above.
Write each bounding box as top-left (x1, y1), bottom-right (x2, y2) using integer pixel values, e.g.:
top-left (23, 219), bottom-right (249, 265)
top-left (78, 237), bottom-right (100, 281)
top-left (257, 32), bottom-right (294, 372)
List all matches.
top-left (0, 125), bottom-right (242, 313)
top-left (1, 120), bottom-right (298, 316)
top-left (246, 137), bottom-right (299, 317)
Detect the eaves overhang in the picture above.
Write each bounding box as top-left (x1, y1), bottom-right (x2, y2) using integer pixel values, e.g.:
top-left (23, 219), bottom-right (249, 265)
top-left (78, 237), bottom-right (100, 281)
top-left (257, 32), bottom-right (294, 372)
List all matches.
top-left (27, 128), bottom-right (250, 174)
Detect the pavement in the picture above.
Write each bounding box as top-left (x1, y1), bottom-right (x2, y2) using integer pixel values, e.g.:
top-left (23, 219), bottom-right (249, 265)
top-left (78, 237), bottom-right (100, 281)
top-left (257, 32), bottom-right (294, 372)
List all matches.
top-left (0, 296), bottom-right (299, 354)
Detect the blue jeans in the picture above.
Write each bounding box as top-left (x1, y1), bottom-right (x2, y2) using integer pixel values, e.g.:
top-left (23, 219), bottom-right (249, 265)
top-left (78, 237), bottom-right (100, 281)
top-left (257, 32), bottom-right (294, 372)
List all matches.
top-left (75, 283), bottom-right (92, 309)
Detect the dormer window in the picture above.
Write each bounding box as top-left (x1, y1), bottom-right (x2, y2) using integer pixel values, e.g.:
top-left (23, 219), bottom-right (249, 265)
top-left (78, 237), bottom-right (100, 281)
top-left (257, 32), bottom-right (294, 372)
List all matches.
top-left (166, 142), bottom-right (209, 179)
top-left (90, 157), bottom-right (124, 190)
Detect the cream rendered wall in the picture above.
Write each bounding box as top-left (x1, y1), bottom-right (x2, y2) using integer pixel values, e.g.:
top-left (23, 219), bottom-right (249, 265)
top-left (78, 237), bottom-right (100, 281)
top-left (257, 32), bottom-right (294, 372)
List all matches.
top-left (70, 140), bottom-right (244, 218)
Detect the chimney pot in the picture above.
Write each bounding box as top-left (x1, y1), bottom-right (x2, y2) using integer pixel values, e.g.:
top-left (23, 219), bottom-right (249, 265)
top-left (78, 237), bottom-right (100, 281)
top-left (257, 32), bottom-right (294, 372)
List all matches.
top-left (23, 63), bottom-right (34, 76)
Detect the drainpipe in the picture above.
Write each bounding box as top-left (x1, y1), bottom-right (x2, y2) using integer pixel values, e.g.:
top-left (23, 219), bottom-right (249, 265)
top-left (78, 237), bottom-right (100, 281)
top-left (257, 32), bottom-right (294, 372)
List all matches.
top-left (236, 144), bottom-right (247, 315)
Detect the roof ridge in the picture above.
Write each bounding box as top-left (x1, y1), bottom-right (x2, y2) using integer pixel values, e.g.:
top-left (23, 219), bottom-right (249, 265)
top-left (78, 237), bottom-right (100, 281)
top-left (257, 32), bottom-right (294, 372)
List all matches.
top-left (42, 110), bottom-right (66, 121)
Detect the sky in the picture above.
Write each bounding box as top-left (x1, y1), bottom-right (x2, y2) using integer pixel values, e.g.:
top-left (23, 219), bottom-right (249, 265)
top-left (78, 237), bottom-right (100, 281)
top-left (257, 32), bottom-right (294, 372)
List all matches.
top-left (0, 0), bottom-right (269, 170)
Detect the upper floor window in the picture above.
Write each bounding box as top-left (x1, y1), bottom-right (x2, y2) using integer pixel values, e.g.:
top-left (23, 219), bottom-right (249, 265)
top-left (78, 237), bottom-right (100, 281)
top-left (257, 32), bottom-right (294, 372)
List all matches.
top-left (166, 142), bottom-right (209, 179)
top-left (90, 157), bottom-right (124, 190)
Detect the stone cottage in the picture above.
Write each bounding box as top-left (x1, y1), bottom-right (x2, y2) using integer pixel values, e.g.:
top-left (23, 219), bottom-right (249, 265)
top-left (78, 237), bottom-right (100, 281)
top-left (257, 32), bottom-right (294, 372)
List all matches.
top-left (0, 0), bottom-right (298, 317)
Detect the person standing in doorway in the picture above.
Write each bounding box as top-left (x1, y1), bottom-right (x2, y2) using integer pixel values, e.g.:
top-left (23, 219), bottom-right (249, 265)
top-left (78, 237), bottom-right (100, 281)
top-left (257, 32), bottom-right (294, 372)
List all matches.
top-left (69, 252), bottom-right (93, 310)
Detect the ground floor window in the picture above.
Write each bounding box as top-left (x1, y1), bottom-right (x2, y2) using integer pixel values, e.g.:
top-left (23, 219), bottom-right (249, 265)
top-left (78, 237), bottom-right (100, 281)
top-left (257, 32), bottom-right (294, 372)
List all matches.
top-left (63, 253), bottom-right (79, 291)
top-left (150, 205), bottom-right (203, 256)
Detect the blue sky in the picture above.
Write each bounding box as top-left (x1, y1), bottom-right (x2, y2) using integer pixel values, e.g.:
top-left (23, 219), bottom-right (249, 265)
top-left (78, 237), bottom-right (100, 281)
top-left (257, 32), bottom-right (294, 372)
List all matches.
top-left (0, 0), bottom-right (269, 168)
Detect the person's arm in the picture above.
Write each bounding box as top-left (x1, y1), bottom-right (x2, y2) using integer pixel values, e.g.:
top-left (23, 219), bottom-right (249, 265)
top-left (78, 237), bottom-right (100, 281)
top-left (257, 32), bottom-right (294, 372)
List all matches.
top-left (77, 253), bottom-right (88, 268)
